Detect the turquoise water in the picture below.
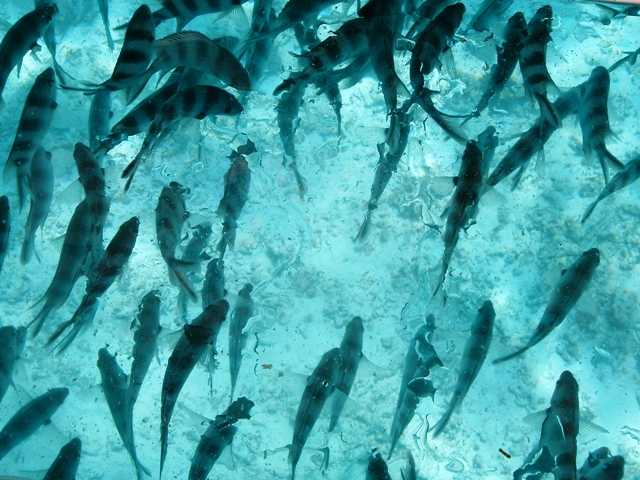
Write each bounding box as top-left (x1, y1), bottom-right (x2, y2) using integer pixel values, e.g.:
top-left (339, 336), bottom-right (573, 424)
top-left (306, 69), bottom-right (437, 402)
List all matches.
top-left (0, 1), bottom-right (638, 479)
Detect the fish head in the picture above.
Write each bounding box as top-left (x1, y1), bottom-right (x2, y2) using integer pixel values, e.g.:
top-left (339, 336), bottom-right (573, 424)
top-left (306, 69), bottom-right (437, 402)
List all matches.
top-left (62, 437), bottom-right (82, 455)
top-left (38, 67), bottom-right (56, 86)
top-left (590, 66), bottom-right (610, 86)
top-left (36, 2), bottom-right (59, 24)
top-left (48, 387), bottom-right (70, 404)
top-left (582, 248), bottom-right (601, 266)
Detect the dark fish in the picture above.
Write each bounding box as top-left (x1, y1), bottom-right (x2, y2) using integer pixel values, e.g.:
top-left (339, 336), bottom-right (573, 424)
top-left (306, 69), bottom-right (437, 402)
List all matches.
top-left (229, 283), bottom-right (254, 400)
top-left (0, 387), bottom-right (68, 461)
top-left (0, 196), bottom-right (9, 274)
top-left (43, 437), bottom-right (82, 480)
top-left (389, 317), bottom-right (442, 458)
top-left (578, 447), bottom-right (624, 480)
top-left (34, 0), bottom-right (70, 85)
top-left (401, 451), bottom-right (417, 480)
top-left (290, 347), bottom-right (342, 480)
top-left (188, 397), bottom-right (254, 480)
top-left (177, 223), bottom-right (212, 319)
top-left (406, 0), bottom-right (456, 39)
top-left (97, 348), bottom-right (149, 480)
top-left (159, 300), bottom-right (229, 479)
top-left (3, 68), bottom-right (57, 210)
top-left (578, 66), bottom-right (624, 184)
top-left (269, 0), bottom-right (341, 38)
top-left (467, 0), bottom-right (513, 33)
top-left (0, 4), bottom-right (58, 104)
top-left (494, 249), bottom-right (600, 363)
top-left (89, 90), bottom-right (112, 151)
top-left (462, 11), bottom-right (527, 124)
top-left (356, 107), bottom-right (411, 241)
top-left (97, 0), bottom-right (114, 50)
top-left (47, 217), bottom-right (139, 353)
top-left (432, 300), bottom-right (494, 436)
top-left (216, 154), bottom-right (251, 256)
top-left (0, 326), bottom-right (27, 406)
top-left (433, 141), bottom-right (483, 296)
top-left (21, 147), bottom-right (53, 264)
top-left (329, 316), bottom-right (364, 431)
top-left (202, 258), bottom-right (226, 309)
top-left (367, 449), bottom-right (392, 480)
top-left (582, 156), bottom-right (640, 223)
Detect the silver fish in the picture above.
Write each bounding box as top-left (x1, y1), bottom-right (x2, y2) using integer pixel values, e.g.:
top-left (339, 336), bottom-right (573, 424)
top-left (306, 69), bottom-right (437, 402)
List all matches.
top-left (89, 90), bottom-right (113, 152)
top-left (229, 283), bottom-right (254, 400)
top-left (177, 223), bottom-right (212, 320)
top-left (21, 147), bottom-right (53, 264)
top-left (216, 154), bottom-right (251, 257)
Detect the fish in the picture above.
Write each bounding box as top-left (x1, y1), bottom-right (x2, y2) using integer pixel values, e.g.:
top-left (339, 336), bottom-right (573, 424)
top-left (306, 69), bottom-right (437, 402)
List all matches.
top-left (216, 153), bottom-right (251, 256)
top-left (433, 140), bottom-right (483, 296)
top-left (89, 90), bottom-right (112, 152)
top-left (155, 182), bottom-right (198, 301)
top-left (367, 449), bottom-right (392, 480)
top-left (97, 348), bottom-right (150, 480)
top-left (493, 249), bottom-right (600, 364)
top-left (177, 223), bottom-right (212, 320)
top-left (401, 451), bottom-right (417, 480)
top-left (578, 447), bottom-right (624, 480)
top-left (159, 300), bottom-right (229, 479)
top-left (268, 0), bottom-right (343, 39)
top-left (188, 396), bottom-right (254, 480)
top-left (582, 156), bottom-right (640, 223)
top-left (202, 258), bottom-right (226, 309)
top-left (432, 300), bottom-right (495, 436)
top-left (578, 66), bottom-right (624, 184)
top-left (289, 347), bottom-right (342, 480)
top-left (0, 196), bottom-right (9, 274)
top-left (329, 316), bottom-right (364, 431)
top-left (34, 0), bottom-right (70, 85)
top-left (122, 85), bottom-right (243, 190)
top-left (0, 326), bottom-right (27, 406)
top-left (128, 31), bottom-right (250, 104)
top-left (0, 387), bottom-right (68, 461)
top-left (21, 147), bottom-right (53, 264)
top-left (406, 0), bottom-right (456, 39)
top-left (3, 67), bottom-right (57, 211)
top-left (243, 0), bottom-right (275, 87)
top-left (389, 318), bottom-right (442, 458)
top-left (97, 0), bottom-right (114, 50)
top-left (0, 3), bottom-right (58, 104)
top-left (356, 107), bottom-right (411, 241)
top-left (462, 11), bottom-right (527, 124)
top-left (608, 46), bottom-right (640, 72)
top-left (467, 0), bottom-right (513, 34)
top-left (518, 5), bottom-right (560, 128)
top-left (229, 283), bottom-right (254, 400)
top-left (47, 217), bottom-right (139, 353)
top-left (42, 437), bottom-right (82, 480)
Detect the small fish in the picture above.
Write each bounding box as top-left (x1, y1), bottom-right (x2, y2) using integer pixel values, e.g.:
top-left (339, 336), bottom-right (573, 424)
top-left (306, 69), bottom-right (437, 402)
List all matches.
top-left (389, 317), bottom-right (442, 458)
top-left (216, 153), bottom-right (251, 256)
top-left (97, 348), bottom-right (149, 480)
top-left (229, 283), bottom-right (254, 400)
top-left (3, 68), bottom-right (57, 211)
top-left (202, 258), bottom-right (226, 309)
top-left (47, 217), bottom-right (139, 353)
top-left (493, 249), bottom-right (600, 364)
top-left (0, 326), bottom-right (27, 406)
top-left (21, 147), bottom-right (53, 264)
top-left (97, 0), bottom-right (114, 50)
top-left (34, 0), bottom-right (70, 85)
top-left (432, 300), bottom-right (494, 436)
top-left (582, 156), bottom-right (640, 223)
top-left (467, 0), bottom-right (513, 34)
top-left (406, 0), bottom-right (456, 39)
top-left (290, 347), bottom-right (342, 480)
top-left (578, 66), bottom-right (624, 184)
top-left (177, 223), bottom-right (212, 319)
top-left (159, 300), bottom-right (229, 479)
top-left (188, 397), bottom-right (254, 480)
top-left (367, 449), bottom-right (392, 480)
top-left (0, 196), bottom-right (9, 274)
top-left (0, 387), bottom-right (69, 461)
top-left (89, 90), bottom-right (113, 152)
top-left (43, 437), bottom-right (82, 480)
top-left (0, 4), bottom-right (58, 104)
top-left (269, 0), bottom-right (342, 39)
top-left (578, 447), bottom-right (624, 480)
top-left (329, 316), bottom-right (364, 431)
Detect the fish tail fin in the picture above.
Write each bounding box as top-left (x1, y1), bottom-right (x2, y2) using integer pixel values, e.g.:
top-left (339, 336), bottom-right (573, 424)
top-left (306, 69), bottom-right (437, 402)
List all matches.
top-left (355, 204), bottom-right (376, 242)
top-left (432, 249), bottom-right (451, 297)
top-left (581, 197), bottom-right (601, 224)
top-left (534, 92), bottom-right (561, 129)
top-left (492, 344), bottom-right (531, 364)
top-left (169, 259), bottom-right (198, 302)
top-left (17, 172), bottom-right (30, 212)
top-left (47, 297), bottom-right (98, 353)
top-left (289, 162), bottom-right (307, 199)
top-left (599, 145), bottom-right (625, 171)
top-left (511, 161), bottom-right (530, 191)
top-left (431, 404), bottom-right (455, 437)
top-left (216, 232), bottom-right (229, 258)
top-left (20, 227), bottom-right (35, 265)
top-left (28, 300), bottom-right (55, 337)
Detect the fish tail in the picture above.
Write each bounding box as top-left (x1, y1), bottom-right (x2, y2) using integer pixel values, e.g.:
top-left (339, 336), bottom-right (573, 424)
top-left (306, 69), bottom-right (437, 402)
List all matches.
top-left (169, 259), bottom-right (198, 302)
top-left (47, 297), bottom-right (98, 353)
top-left (534, 92), bottom-right (561, 129)
top-left (492, 344), bottom-right (531, 364)
top-left (159, 422), bottom-right (169, 480)
top-left (581, 197), bottom-right (601, 224)
top-left (28, 300), bottom-right (55, 337)
top-left (122, 158), bottom-right (141, 191)
top-left (21, 212), bottom-right (36, 264)
top-left (599, 145), bottom-right (625, 171)
top-left (432, 250), bottom-right (451, 298)
top-left (216, 233), bottom-right (229, 258)
top-left (354, 204), bottom-right (375, 242)
top-left (289, 162), bottom-right (307, 199)
top-left (431, 404), bottom-right (455, 437)
top-left (17, 171), bottom-right (30, 212)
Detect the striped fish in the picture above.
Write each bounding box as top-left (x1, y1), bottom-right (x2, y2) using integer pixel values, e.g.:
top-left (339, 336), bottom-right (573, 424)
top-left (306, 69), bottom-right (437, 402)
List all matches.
top-left (432, 300), bottom-right (495, 436)
top-left (216, 151), bottom-right (251, 256)
top-left (0, 196), bottom-right (8, 275)
top-left (578, 66), bottom-right (624, 184)
top-left (0, 4), bottom-right (57, 104)
top-left (3, 67), bottom-right (57, 211)
top-left (202, 258), bottom-right (226, 309)
top-left (21, 147), bottom-right (54, 264)
top-left (43, 437), bottom-right (82, 480)
top-left (0, 326), bottom-right (26, 406)
top-left (228, 284), bottom-right (254, 401)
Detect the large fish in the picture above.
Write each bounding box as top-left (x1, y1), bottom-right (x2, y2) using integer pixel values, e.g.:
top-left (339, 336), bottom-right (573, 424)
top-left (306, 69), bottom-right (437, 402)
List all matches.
top-left (159, 300), bottom-right (229, 479)
top-left (229, 283), bottom-right (254, 400)
top-left (3, 68), bottom-right (57, 211)
top-left (494, 249), bottom-right (600, 363)
top-left (21, 147), bottom-right (53, 264)
top-left (432, 300), bottom-right (494, 436)
top-left (43, 437), bottom-right (82, 480)
top-left (0, 196), bottom-right (9, 274)
top-left (0, 388), bottom-right (68, 461)
top-left (0, 327), bottom-right (26, 406)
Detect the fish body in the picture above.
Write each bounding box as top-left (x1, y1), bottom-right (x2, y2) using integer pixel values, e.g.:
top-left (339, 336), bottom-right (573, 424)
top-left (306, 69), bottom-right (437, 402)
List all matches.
top-left (177, 222), bottom-right (212, 318)
top-left (329, 316), bottom-right (364, 431)
top-left (3, 67), bottom-right (57, 210)
top-left (494, 249), bottom-right (600, 363)
top-left (367, 449), bottom-right (392, 480)
top-left (244, 0), bottom-right (275, 85)
top-left (188, 397), bottom-right (254, 480)
top-left (276, 79), bottom-right (308, 196)
top-left (160, 300), bottom-right (229, 479)
top-left (202, 258), bottom-right (226, 309)
top-left (578, 447), bottom-right (624, 480)
top-left (21, 147), bottom-right (53, 264)
top-left (290, 347), bottom-right (343, 480)
top-left (43, 437), bottom-right (82, 480)
top-left (216, 155), bottom-right (251, 256)
top-left (89, 90), bottom-right (112, 151)
top-left (578, 66), bottom-right (623, 184)
top-left (0, 4), bottom-right (57, 103)
top-left (432, 300), bottom-right (495, 436)
top-left (229, 283), bottom-right (254, 400)
top-left (0, 387), bottom-right (68, 461)
top-left (150, 0), bottom-right (248, 31)
top-left (0, 196), bottom-right (9, 274)
top-left (97, 0), bottom-right (114, 50)
top-left (0, 326), bottom-right (27, 406)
